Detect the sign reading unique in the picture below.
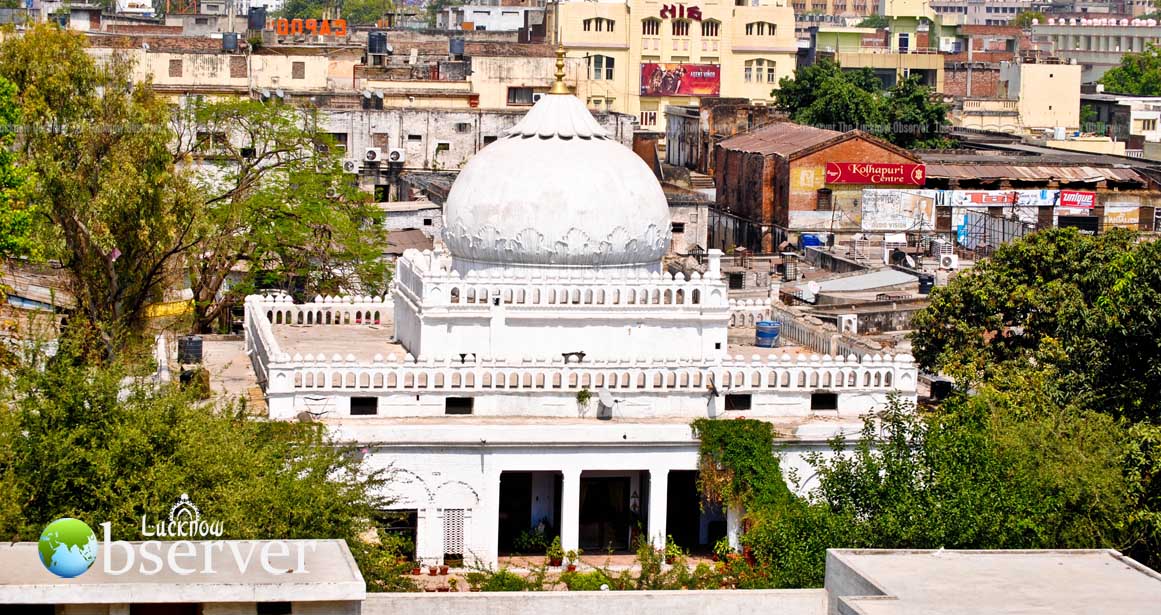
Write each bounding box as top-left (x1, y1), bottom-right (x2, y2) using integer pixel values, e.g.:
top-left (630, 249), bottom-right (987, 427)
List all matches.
top-left (659, 4), bottom-right (702, 20)
top-left (1059, 190), bottom-right (1096, 209)
top-left (825, 162), bottom-right (926, 186)
top-left (269, 18), bottom-right (347, 37)
top-left (641, 63), bottom-right (720, 96)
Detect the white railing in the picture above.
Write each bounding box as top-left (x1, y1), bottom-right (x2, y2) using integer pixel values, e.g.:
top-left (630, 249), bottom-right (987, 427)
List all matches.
top-left (245, 294), bottom-right (916, 398)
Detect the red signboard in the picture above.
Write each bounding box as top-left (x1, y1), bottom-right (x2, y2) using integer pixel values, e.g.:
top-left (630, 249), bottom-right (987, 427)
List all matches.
top-left (640, 63), bottom-right (720, 97)
top-left (1059, 190), bottom-right (1096, 209)
top-left (824, 162), bottom-right (927, 186)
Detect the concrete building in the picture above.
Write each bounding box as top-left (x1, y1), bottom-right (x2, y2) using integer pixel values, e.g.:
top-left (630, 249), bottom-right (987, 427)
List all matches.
top-left (931, 0), bottom-right (1036, 26)
top-left (1032, 18), bottom-right (1161, 82)
top-left (245, 78), bottom-right (918, 567)
top-left (552, 0), bottom-right (799, 137)
top-left (438, 4), bottom-right (545, 32)
top-left (942, 24), bottom-right (1037, 98)
top-left (953, 57), bottom-right (1082, 132)
top-left (789, 0), bottom-right (877, 19)
top-left (1081, 91), bottom-right (1161, 157)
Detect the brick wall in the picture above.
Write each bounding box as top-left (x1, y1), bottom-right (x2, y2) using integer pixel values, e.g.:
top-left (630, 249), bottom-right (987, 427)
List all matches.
top-left (943, 66), bottom-right (1001, 98)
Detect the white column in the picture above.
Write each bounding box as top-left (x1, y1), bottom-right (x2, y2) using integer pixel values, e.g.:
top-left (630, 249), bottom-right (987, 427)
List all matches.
top-left (726, 503), bottom-right (743, 551)
top-left (482, 471), bottom-right (501, 566)
top-left (648, 468), bottom-right (669, 549)
top-left (561, 468), bottom-right (581, 554)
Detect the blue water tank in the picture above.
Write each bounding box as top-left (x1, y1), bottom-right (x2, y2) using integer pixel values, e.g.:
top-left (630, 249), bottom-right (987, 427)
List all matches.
top-left (800, 234), bottom-right (823, 248)
top-left (755, 321), bottom-right (782, 348)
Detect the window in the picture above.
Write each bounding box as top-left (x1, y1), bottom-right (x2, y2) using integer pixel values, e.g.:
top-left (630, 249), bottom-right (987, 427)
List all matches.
top-left (507, 86), bottom-right (534, 105)
top-left (642, 18), bottom-right (660, 36)
top-left (745, 21), bottom-right (775, 36)
top-left (407, 134), bottom-right (423, 142)
top-left (724, 394), bottom-right (752, 411)
top-left (640, 110), bottom-right (657, 126)
top-left (671, 222), bottom-right (686, 234)
top-left (445, 397), bottom-right (474, 415)
top-left (1142, 119), bottom-right (1158, 131)
top-left (423, 218), bottom-right (433, 226)
top-left (744, 59), bottom-right (776, 83)
top-left (672, 19), bottom-right (690, 36)
top-left (351, 397), bottom-right (378, 416)
top-left (583, 17), bottom-right (615, 32)
top-left (816, 188), bottom-right (833, 211)
top-left (454, 122), bottom-right (471, 133)
top-left (292, 61), bottom-right (305, 79)
top-left (195, 131), bottom-right (227, 152)
top-left (323, 132), bottom-right (348, 152)
top-left (592, 55), bottom-right (615, 80)
top-left (811, 392), bottom-right (838, 411)
top-left (701, 19), bottom-right (720, 37)
top-left (256, 603), bottom-right (292, 615)
top-left (728, 272), bottom-right (744, 289)
top-left (195, 17), bottom-right (209, 25)
top-left (483, 135), bottom-right (498, 145)
top-left (435, 142), bottom-right (450, 153)
top-left (169, 59), bottom-right (183, 77)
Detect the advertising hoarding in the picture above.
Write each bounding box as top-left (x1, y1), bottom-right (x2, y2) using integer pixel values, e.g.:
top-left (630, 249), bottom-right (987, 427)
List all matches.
top-left (640, 64), bottom-right (720, 97)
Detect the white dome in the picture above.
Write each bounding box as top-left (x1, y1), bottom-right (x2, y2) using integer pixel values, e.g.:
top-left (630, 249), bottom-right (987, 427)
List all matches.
top-left (442, 94), bottom-right (671, 271)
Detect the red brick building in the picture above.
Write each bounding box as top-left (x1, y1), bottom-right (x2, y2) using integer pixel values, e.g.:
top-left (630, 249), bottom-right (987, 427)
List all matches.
top-left (714, 124), bottom-right (922, 251)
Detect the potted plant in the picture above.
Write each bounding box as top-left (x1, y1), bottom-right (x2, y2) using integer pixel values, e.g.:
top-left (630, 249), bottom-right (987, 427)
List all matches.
top-left (428, 565), bottom-right (438, 576)
top-left (565, 548), bottom-right (582, 572)
top-left (664, 536), bottom-right (683, 565)
top-left (439, 564), bottom-right (450, 575)
top-left (410, 562), bottom-right (422, 576)
top-left (547, 535), bottom-right (564, 566)
top-left (448, 578), bottom-right (459, 592)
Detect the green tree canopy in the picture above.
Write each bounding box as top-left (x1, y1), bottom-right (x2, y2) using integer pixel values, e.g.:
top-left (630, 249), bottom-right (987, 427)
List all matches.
top-left (0, 76), bottom-right (31, 259)
top-left (910, 228), bottom-right (1161, 423)
top-left (775, 60), bottom-right (950, 148)
top-left (171, 99), bottom-right (389, 334)
top-left (0, 24), bottom-right (201, 359)
top-left (1100, 43), bottom-right (1161, 96)
top-left (1013, 11), bottom-right (1045, 29)
top-left (0, 344), bottom-right (413, 590)
top-left (856, 14), bottom-right (889, 29)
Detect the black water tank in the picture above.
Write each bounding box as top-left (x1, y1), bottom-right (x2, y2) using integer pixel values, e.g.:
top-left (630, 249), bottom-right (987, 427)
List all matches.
top-left (918, 274), bottom-right (935, 295)
top-left (248, 7), bottom-right (267, 31)
top-left (930, 378), bottom-right (954, 401)
top-left (178, 336), bottom-right (203, 364)
top-left (222, 32), bottom-right (238, 52)
top-left (368, 31), bottom-right (387, 54)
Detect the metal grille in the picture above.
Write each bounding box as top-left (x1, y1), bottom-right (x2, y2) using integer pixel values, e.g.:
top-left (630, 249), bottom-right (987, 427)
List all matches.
top-left (442, 509), bottom-right (464, 555)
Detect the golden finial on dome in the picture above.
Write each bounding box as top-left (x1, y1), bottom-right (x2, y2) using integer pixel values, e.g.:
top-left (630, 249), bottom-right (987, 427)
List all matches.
top-left (549, 44), bottom-right (570, 95)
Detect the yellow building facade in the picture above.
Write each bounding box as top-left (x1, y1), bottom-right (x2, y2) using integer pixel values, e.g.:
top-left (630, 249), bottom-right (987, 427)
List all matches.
top-left (554, 0), bottom-right (797, 137)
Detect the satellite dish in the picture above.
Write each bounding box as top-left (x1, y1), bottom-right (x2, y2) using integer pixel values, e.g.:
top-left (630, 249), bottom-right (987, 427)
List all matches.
top-left (598, 389), bottom-right (615, 408)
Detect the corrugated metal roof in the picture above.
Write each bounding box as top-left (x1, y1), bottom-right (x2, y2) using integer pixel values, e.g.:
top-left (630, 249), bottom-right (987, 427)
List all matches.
top-left (924, 163), bottom-right (1145, 184)
top-left (818, 269), bottom-right (918, 292)
top-left (718, 123), bottom-right (842, 157)
top-left (385, 229), bottom-right (434, 256)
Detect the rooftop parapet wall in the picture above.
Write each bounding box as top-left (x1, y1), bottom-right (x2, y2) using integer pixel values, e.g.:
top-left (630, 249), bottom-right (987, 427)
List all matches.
top-left (244, 294), bottom-right (917, 419)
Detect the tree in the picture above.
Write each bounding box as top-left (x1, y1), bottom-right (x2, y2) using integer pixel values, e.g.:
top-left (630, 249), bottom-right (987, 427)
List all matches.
top-left (856, 14), bottom-right (889, 29)
top-left (171, 100), bottom-right (389, 334)
top-left (281, 0), bottom-right (395, 24)
top-left (0, 24), bottom-right (201, 359)
top-left (884, 75), bottom-right (952, 149)
top-left (0, 343), bottom-right (414, 590)
top-left (910, 228), bottom-right (1161, 423)
top-left (1100, 43), bottom-right (1161, 96)
top-left (775, 61), bottom-right (950, 148)
top-left (0, 76), bottom-right (31, 259)
top-left (1013, 11), bottom-right (1045, 29)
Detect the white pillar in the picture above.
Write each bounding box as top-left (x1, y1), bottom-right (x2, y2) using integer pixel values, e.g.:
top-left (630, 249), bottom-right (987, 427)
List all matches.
top-left (648, 468), bottom-right (669, 549)
top-left (561, 468), bottom-right (581, 554)
top-left (726, 503), bottom-right (743, 551)
top-left (482, 471), bottom-right (501, 566)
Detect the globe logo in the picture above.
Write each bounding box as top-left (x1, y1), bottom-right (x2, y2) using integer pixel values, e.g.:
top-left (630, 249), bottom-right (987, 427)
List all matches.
top-left (38, 518), bottom-right (98, 578)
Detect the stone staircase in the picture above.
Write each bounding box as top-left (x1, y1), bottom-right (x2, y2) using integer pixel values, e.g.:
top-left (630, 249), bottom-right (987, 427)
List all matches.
top-left (689, 172), bottom-right (715, 190)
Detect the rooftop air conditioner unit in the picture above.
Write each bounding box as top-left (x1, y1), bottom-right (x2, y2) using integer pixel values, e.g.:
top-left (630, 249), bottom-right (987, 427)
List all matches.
top-left (364, 147), bottom-right (383, 162)
top-left (939, 254), bottom-right (959, 270)
top-left (387, 147), bottom-right (406, 163)
top-left (342, 159), bottom-right (359, 174)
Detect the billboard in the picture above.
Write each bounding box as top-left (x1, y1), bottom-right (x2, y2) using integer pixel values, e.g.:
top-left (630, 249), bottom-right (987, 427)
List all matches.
top-left (1059, 190), bottom-right (1096, 209)
top-left (640, 63), bottom-right (720, 97)
top-left (824, 162), bottom-right (927, 186)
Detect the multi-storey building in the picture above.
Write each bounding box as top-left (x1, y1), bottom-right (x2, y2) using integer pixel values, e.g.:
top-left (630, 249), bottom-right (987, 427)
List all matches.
top-left (1033, 18), bottom-right (1161, 82)
top-left (552, 0), bottom-right (798, 136)
top-left (931, 0), bottom-right (1036, 26)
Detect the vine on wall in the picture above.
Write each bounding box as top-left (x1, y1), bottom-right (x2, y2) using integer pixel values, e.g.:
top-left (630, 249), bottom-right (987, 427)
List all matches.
top-left (690, 418), bottom-right (792, 510)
